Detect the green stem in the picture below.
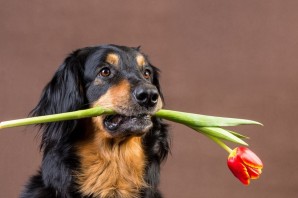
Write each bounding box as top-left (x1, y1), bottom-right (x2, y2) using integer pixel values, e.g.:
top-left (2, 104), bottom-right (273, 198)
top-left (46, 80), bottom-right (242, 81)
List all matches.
top-left (207, 135), bottom-right (233, 153)
top-left (0, 106), bottom-right (255, 150)
top-left (0, 107), bottom-right (114, 129)
top-left (0, 107), bottom-right (261, 137)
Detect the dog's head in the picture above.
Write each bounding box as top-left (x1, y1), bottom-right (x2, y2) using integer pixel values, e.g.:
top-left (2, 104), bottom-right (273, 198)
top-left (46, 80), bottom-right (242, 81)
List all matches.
top-left (32, 45), bottom-right (163, 146)
top-left (86, 46), bottom-right (163, 137)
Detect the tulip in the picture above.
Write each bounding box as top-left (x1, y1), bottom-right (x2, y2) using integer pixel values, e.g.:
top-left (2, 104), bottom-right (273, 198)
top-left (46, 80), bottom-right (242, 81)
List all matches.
top-left (227, 147), bottom-right (263, 185)
top-left (0, 106), bottom-right (263, 185)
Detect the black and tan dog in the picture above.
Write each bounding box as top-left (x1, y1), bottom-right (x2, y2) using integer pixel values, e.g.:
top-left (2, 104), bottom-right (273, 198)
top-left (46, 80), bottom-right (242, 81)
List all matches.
top-left (21, 45), bottom-right (170, 198)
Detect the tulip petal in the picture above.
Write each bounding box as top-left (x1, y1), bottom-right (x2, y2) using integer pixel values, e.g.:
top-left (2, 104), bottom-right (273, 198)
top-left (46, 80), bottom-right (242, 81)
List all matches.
top-left (238, 147), bottom-right (263, 169)
top-left (227, 155), bottom-right (250, 185)
top-left (246, 166), bottom-right (262, 179)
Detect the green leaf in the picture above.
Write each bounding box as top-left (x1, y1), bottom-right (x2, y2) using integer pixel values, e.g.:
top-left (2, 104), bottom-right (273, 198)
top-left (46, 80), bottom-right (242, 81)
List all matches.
top-left (226, 130), bottom-right (250, 139)
top-left (193, 126), bottom-right (249, 146)
top-left (154, 109), bottom-right (262, 127)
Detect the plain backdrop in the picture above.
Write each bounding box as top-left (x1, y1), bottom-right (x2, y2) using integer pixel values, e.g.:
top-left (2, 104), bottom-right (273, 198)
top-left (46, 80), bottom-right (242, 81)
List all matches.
top-left (0, 1), bottom-right (297, 197)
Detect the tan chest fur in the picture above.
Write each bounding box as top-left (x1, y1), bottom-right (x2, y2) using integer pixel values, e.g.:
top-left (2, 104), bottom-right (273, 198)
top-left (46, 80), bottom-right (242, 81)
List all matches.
top-left (76, 129), bottom-right (147, 198)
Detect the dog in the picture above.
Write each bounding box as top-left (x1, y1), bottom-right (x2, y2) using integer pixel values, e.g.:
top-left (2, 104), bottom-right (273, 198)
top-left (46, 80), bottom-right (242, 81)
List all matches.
top-left (20, 45), bottom-right (170, 198)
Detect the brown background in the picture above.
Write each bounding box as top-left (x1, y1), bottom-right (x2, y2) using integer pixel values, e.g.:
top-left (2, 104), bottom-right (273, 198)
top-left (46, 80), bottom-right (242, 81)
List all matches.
top-left (0, 1), bottom-right (297, 197)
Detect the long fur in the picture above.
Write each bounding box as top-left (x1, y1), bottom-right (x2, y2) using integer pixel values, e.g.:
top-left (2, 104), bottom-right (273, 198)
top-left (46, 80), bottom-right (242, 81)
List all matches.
top-left (20, 45), bottom-right (170, 198)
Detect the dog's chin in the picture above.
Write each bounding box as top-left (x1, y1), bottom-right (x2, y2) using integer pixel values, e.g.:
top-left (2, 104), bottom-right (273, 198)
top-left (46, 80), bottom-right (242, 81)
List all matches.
top-left (103, 114), bottom-right (153, 137)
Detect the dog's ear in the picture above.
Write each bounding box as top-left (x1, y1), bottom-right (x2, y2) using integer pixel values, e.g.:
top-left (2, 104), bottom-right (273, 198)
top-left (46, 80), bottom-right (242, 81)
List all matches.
top-left (32, 55), bottom-right (85, 115)
top-left (31, 50), bottom-right (89, 149)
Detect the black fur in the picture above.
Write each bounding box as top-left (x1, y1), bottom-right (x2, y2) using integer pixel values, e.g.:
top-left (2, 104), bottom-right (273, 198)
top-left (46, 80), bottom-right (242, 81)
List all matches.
top-left (20, 45), bottom-right (170, 198)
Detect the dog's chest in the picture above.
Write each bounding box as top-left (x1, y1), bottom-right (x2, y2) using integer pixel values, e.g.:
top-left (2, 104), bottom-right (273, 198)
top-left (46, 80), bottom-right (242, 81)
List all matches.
top-left (76, 136), bottom-right (147, 198)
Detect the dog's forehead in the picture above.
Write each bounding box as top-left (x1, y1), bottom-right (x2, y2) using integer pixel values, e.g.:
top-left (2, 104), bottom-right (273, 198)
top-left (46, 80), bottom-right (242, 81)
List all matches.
top-left (103, 47), bottom-right (148, 67)
top-left (83, 46), bottom-right (150, 75)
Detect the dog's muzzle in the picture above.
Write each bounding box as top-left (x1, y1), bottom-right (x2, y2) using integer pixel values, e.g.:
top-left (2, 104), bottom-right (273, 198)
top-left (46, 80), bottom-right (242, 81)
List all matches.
top-left (103, 85), bottom-right (160, 137)
top-left (104, 114), bottom-right (152, 136)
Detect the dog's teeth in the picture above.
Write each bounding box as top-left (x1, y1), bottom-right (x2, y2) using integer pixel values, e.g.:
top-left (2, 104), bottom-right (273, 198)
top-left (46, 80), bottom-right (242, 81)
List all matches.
top-left (104, 115), bottom-right (124, 130)
top-left (111, 116), bottom-right (122, 124)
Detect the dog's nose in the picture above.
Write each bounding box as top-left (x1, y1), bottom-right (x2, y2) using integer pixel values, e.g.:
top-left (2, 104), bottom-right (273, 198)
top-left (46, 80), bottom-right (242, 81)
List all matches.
top-left (133, 86), bottom-right (159, 108)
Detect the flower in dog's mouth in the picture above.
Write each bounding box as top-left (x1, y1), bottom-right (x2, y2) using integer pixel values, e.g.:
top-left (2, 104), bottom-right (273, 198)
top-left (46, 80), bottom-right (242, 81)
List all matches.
top-left (0, 106), bottom-right (264, 184)
top-left (103, 114), bottom-right (153, 135)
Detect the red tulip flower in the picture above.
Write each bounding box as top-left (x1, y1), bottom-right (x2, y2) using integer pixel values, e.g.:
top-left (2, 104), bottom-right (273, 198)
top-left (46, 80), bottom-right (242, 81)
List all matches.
top-left (227, 147), bottom-right (263, 185)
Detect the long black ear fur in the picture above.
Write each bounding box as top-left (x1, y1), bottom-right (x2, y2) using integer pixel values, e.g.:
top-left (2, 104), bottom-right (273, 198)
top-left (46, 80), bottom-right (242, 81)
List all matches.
top-left (31, 51), bottom-right (86, 150)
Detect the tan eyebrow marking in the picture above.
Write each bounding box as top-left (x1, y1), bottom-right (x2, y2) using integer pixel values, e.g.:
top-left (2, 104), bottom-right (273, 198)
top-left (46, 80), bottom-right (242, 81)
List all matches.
top-left (136, 54), bottom-right (146, 67)
top-left (106, 53), bottom-right (119, 66)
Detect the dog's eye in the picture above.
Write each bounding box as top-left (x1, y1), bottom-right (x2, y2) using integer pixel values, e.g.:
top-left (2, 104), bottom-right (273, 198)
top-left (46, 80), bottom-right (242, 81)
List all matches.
top-left (143, 69), bottom-right (151, 79)
top-left (99, 67), bottom-right (111, 77)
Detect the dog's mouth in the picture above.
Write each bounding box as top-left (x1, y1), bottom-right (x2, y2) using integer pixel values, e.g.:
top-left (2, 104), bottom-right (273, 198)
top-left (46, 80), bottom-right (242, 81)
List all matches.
top-left (103, 114), bottom-right (153, 136)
